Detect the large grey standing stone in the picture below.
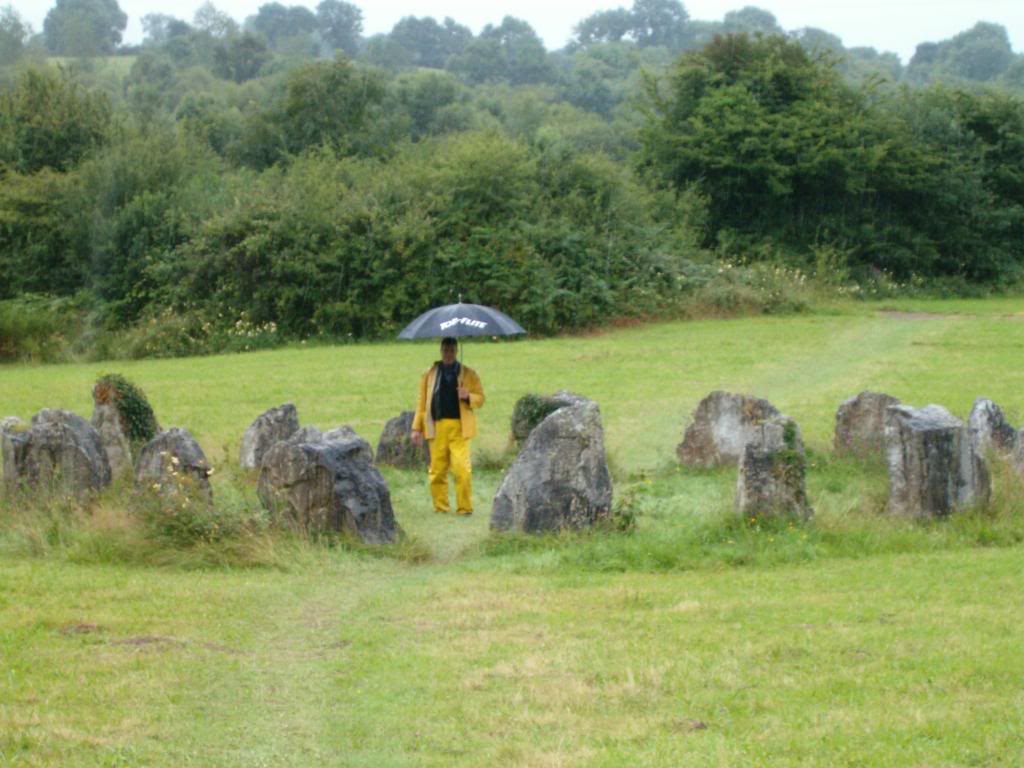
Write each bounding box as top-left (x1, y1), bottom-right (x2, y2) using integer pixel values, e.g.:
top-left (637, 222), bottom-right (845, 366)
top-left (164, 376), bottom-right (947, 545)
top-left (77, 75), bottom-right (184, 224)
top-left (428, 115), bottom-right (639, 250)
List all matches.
top-left (2, 409), bottom-right (111, 496)
top-left (884, 405), bottom-right (989, 518)
top-left (491, 400), bottom-right (613, 533)
top-left (834, 391), bottom-right (901, 458)
top-left (322, 425), bottom-right (371, 459)
top-left (91, 402), bottom-right (133, 478)
top-left (257, 431), bottom-right (399, 544)
top-left (967, 398), bottom-right (1018, 457)
top-left (277, 425), bottom-right (373, 461)
top-left (736, 416), bottom-right (812, 520)
top-left (240, 403), bottom-right (300, 469)
top-left (677, 392), bottom-right (781, 467)
top-left (376, 411), bottom-right (428, 468)
top-left (135, 428), bottom-right (213, 500)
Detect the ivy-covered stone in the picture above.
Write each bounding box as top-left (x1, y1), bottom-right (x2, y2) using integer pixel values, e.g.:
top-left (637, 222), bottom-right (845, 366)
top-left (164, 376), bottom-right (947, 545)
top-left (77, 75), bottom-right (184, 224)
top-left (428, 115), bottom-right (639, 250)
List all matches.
top-left (510, 391), bottom-right (587, 443)
top-left (92, 374), bottom-right (160, 448)
top-left (736, 415), bottom-right (812, 520)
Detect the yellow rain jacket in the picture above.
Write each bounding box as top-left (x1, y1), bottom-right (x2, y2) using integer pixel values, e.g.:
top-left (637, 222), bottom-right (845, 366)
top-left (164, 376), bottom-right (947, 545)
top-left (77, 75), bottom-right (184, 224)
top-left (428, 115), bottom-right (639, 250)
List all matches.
top-left (412, 362), bottom-right (485, 439)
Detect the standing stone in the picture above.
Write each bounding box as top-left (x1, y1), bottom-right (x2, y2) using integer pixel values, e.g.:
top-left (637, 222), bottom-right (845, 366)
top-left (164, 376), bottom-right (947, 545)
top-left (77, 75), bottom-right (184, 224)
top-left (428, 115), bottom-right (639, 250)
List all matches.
top-left (376, 411), bottom-right (429, 468)
top-left (1, 416), bottom-right (26, 435)
top-left (677, 392), bottom-right (781, 467)
top-left (91, 402), bottom-right (133, 478)
top-left (510, 391), bottom-right (588, 443)
top-left (283, 425), bottom-right (324, 445)
top-left (884, 405), bottom-right (989, 518)
top-left (258, 431), bottom-right (399, 544)
top-left (239, 403), bottom-right (300, 469)
top-left (491, 400), bottom-right (612, 533)
top-left (136, 428), bottom-right (213, 500)
top-left (321, 428), bottom-right (370, 456)
top-left (2, 409), bottom-right (111, 496)
top-left (736, 416), bottom-right (812, 520)
top-left (834, 391), bottom-right (901, 458)
top-left (967, 398), bottom-right (1018, 457)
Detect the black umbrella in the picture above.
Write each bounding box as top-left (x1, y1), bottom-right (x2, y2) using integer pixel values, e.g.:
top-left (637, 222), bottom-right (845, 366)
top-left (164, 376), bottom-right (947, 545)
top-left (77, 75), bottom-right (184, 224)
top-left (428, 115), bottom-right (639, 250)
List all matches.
top-left (397, 299), bottom-right (526, 340)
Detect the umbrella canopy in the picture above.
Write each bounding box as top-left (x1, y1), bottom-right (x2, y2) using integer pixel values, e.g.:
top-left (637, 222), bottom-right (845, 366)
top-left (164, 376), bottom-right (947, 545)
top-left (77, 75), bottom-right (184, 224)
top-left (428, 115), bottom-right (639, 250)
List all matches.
top-left (397, 301), bottom-right (526, 340)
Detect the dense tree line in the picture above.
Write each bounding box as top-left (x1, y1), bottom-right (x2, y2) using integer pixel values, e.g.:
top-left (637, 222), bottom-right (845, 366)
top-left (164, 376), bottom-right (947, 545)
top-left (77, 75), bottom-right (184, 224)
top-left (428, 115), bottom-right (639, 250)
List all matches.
top-left (0, 0), bottom-right (1022, 359)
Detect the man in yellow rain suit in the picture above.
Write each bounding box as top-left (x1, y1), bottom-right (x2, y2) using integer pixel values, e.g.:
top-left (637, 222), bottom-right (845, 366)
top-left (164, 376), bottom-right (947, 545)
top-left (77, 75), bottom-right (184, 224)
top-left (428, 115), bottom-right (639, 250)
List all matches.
top-left (410, 337), bottom-right (485, 515)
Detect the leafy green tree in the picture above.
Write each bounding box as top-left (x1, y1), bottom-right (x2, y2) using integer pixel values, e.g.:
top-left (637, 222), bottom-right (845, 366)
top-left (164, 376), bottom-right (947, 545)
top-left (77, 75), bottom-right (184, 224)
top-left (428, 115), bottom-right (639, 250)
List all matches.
top-left (391, 70), bottom-right (465, 139)
top-left (175, 93), bottom-right (243, 156)
top-left (482, 17), bottom-right (552, 84)
top-left (573, 8), bottom-right (633, 47)
top-left (790, 26), bottom-right (842, 57)
top-left (124, 51), bottom-right (177, 118)
top-left (561, 53), bottom-right (618, 115)
top-left (640, 34), bottom-right (863, 235)
top-left (42, 0), bottom-right (127, 56)
top-left (71, 131), bottom-right (228, 322)
top-left (450, 17), bottom-right (552, 85)
top-left (631, 0), bottom-right (690, 48)
top-left (280, 55), bottom-right (386, 157)
top-left (0, 5), bottom-right (29, 66)
top-left (316, 0), bottom-right (362, 55)
top-left (0, 66), bottom-right (111, 173)
top-left (213, 32), bottom-right (271, 82)
top-left (141, 13), bottom-right (190, 46)
top-left (640, 34), bottom-right (1024, 280)
top-left (388, 16), bottom-right (471, 69)
top-left (842, 46), bottom-right (903, 84)
top-left (0, 168), bottom-right (83, 297)
top-left (572, 0), bottom-right (690, 50)
top-left (1001, 59), bottom-right (1024, 94)
top-left (193, 2), bottom-right (237, 38)
top-left (446, 37), bottom-right (502, 83)
top-left (722, 6), bottom-right (783, 36)
top-left (245, 3), bottom-right (316, 49)
top-left (360, 33), bottom-right (412, 70)
top-left (906, 22), bottom-right (1016, 84)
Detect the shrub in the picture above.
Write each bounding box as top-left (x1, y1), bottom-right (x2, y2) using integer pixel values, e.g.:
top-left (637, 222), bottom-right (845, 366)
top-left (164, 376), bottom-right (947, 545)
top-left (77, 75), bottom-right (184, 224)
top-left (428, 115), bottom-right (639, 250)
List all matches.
top-left (0, 294), bottom-right (79, 362)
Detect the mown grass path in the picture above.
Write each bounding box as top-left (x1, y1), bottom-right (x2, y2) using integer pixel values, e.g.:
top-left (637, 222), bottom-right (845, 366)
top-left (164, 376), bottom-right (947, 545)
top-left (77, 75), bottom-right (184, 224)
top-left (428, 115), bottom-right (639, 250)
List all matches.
top-left (3, 549), bottom-right (1024, 766)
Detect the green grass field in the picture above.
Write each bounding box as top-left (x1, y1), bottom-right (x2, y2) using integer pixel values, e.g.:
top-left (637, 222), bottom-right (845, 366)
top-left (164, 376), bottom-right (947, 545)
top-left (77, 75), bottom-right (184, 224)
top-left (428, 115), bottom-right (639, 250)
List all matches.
top-left (2, 298), bottom-right (1024, 766)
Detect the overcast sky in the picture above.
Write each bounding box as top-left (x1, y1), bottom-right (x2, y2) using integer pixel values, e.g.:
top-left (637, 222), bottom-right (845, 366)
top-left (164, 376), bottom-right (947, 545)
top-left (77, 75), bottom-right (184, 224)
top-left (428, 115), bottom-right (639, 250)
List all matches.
top-left (14, 0), bottom-right (1024, 63)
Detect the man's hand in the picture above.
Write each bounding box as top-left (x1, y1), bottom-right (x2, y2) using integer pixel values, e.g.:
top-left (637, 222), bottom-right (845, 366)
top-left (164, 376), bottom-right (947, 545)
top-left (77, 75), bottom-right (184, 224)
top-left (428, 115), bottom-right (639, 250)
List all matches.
top-left (458, 386), bottom-right (470, 401)
top-left (410, 430), bottom-right (423, 446)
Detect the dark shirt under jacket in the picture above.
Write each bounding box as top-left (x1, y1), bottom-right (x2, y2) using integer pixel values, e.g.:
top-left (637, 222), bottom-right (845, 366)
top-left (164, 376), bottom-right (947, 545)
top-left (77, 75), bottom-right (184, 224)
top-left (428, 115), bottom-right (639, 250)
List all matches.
top-left (432, 362), bottom-right (462, 420)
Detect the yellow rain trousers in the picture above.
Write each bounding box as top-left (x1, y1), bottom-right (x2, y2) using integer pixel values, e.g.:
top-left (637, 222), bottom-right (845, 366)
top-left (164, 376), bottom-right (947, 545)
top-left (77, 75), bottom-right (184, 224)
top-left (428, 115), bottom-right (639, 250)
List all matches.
top-left (429, 418), bottom-right (473, 514)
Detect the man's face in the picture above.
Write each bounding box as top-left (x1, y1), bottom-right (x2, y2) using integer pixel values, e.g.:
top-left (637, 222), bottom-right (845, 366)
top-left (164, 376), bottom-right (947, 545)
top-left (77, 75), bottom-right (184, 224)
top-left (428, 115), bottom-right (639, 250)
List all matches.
top-left (441, 342), bottom-right (457, 364)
